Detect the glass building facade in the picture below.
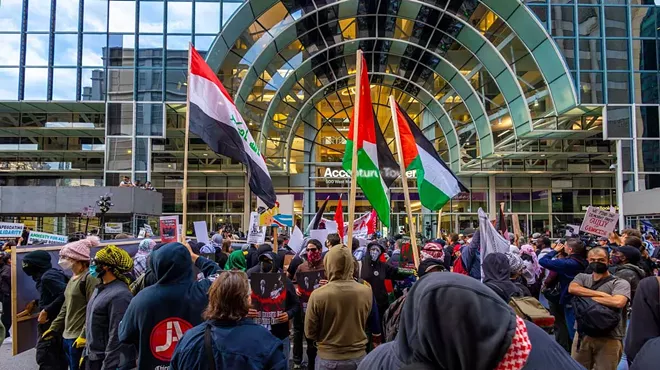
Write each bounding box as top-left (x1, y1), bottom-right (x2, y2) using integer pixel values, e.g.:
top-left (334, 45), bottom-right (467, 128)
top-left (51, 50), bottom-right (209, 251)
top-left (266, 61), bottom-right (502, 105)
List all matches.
top-left (0, 0), bottom-right (658, 237)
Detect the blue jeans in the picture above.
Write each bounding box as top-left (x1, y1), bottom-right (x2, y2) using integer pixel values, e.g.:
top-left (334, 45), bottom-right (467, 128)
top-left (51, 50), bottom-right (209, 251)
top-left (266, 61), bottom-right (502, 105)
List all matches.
top-left (282, 337), bottom-right (290, 365)
top-left (564, 304), bottom-right (576, 342)
top-left (617, 319), bottom-right (631, 370)
top-left (62, 338), bottom-right (83, 370)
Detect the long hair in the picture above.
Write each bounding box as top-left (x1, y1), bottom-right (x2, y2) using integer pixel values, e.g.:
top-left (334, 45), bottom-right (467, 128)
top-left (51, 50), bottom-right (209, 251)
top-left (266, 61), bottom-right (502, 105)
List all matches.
top-left (203, 271), bottom-right (250, 321)
top-left (222, 239), bottom-right (232, 254)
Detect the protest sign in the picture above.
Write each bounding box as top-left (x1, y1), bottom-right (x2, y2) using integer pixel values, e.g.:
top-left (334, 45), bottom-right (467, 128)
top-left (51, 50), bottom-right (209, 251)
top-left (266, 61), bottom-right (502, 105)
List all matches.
top-left (399, 240), bottom-right (415, 267)
top-left (580, 206), bottom-right (618, 237)
top-left (309, 229), bottom-right (329, 245)
top-left (250, 273), bottom-right (287, 328)
top-left (565, 224), bottom-right (581, 237)
top-left (27, 231), bottom-right (67, 245)
top-left (257, 194), bottom-right (294, 227)
top-left (288, 226), bottom-right (304, 254)
top-left (296, 270), bottom-right (325, 312)
top-left (159, 215), bottom-right (179, 243)
top-left (0, 223), bottom-right (24, 238)
top-left (104, 223), bottom-right (123, 234)
top-left (193, 221), bottom-right (210, 244)
top-left (247, 212), bottom-right (266, 244)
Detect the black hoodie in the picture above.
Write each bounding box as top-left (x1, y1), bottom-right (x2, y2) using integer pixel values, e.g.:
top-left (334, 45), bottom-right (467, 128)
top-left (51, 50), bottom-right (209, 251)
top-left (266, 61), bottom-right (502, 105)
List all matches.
top-left (625, 276), bottom-right (660, 364)
top-left (357, 273), bottom-right (584, 370)
top-left (118, 243), bottom-right (219, 370)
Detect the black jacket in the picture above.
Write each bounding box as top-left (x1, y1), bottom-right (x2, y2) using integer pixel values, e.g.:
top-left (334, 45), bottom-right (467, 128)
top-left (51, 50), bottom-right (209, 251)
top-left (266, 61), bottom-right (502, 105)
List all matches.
top-left (36, 269), bottom-right (68, 321)
top-left (613, 263), bottom-right (646, 301)
top-left (360, 252), bottom-right (404, 315)
top-left (625, 277), bottom-right (660, 364)
top-left (0, 264), bottom-right (10, 297)
top-left (246, 246), bottom-right (260, 269)
top-left (246, 264), bottom-right (300, 340)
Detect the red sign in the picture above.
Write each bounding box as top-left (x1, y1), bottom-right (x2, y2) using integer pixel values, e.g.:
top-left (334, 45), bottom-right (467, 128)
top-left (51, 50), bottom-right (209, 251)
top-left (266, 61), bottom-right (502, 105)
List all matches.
top-left (149, 317), bottom-right (193, 361)
top-left (159, 215), bottom-right (179, 243)
top-left (579, 206), bottom-right (618, 237)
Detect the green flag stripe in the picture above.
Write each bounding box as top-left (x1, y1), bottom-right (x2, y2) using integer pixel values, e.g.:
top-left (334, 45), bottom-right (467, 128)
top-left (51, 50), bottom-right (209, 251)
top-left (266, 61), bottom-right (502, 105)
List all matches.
top-left (408, 156), bottom-right (452, 211)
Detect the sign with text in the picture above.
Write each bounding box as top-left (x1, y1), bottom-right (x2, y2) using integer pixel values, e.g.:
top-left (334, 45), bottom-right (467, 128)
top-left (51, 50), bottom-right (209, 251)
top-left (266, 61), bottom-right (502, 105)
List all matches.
top-left (247, 212), bottom-right (266, 244)
top-left (27, 231), bottom-right (67, 245)
top-left (193, 221), bottom-right (210, 244)
top-left (159, 215), bottom-right (179, 243)
top-left (104, 223), bottom-right (123, 234)
top-left (0, 223), bottom-right (24, 238)
top-left (296, 270), bottom-right (325, 312)
top-left (580, 206), bottom-right (619, 237)
top-left (250, 273), bottom-right (287, 329)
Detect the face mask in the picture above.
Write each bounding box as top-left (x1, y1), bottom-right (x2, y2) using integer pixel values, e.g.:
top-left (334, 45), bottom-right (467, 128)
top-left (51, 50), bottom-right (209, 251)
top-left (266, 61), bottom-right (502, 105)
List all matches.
top-left (89, 264), bottom-right (106, 279)
top-left (261, 261), bottom-right (273, 272)
top-left (370, 249), bottom-right (381, 262)
top-left (58, 258), bottom-right (73, 270)
top-left (307, 250), bottom-right (322, 264)
top-left (610, 255), bottom-right (621, 265)
top-left (589, 262), bottom-right (609, 274)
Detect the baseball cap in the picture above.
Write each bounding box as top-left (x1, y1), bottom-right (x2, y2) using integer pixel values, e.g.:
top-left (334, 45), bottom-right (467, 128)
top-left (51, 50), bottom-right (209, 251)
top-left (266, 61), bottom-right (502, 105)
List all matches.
top-left (611, 245), bottom-right (642, 264)
top-left (532, 232), bottom-right (542, 239)
top-left (597, 236), bottom-right (609, 242)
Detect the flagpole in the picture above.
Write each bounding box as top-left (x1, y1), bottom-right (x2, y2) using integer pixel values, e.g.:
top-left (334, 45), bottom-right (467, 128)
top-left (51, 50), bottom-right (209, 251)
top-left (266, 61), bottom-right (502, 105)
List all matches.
top-left (436, 209), bottom-right (443, 239)
top-left (181, 43), bottom-right (192, 242)
top-left (389, 95), bottom-right (420, 268)
top-left (346, 50), bottom-right (363, 250)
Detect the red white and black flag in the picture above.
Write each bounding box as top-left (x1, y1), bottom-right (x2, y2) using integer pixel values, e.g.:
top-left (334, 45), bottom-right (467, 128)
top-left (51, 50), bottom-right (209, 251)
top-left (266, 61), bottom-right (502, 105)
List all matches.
top-left (187, 45), bottom-right (277, 208)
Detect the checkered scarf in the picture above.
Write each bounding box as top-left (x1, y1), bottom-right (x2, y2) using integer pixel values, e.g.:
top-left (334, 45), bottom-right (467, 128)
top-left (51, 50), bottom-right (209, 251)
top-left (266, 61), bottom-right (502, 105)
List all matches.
top-left (494, 316), bottom-right (532, 370)
top-left (96, 245), bottom-right (134, 284)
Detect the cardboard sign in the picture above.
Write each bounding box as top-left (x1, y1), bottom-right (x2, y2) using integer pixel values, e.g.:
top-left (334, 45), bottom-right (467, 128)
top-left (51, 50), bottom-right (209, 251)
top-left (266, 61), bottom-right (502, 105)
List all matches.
top-left (0, 223), bottom-right (24, 238)
top-left (580, 206), bottom-right (619, 237)
top-left (193, 221), bottom-right (210, 244)
top-left (81, 206), bottom-right (95, 218)
top-left (104, 223), bottom-right (123, 234)
top-left (250, 273), bottom-right (287, 328)
top-left (247, 212), bottom-right (266, 244)
top-left (27, 231), bottom-right (67, 245)
top-left (160, 215), bottom-right (179, 243)
top-left (296, 270), bottom-right (325, 312)
top-left (257, 194), bottom-right (295, 227)
top-left (309, 229), bottom-right (329, 245)
top-left (288, 226), bottom-right (304, 254)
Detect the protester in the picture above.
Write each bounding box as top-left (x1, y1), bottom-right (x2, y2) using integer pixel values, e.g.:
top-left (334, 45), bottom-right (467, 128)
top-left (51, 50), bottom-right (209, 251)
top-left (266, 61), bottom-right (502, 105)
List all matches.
top-left (22, 250), bottom-right (69, 369)
top-left (609, 245), bottom-right (646, 300)
top-left (643, 234), bottom-right (655, 257)
top-left (245, 243), bottom-right (259, 269)
top-left (292, 239), bottom-right (324, 369)
top-left (536, 237), bottom-right (553, 260)
top-left (358, 273), bottom-right (584, 370)
top-left (133, 238), bottom-right (156, 277)
top-left (214, 239), bottom-right (232, 269)
top-left (569, 247), bottom-right (630, 370)
top-left (622, 229), bottom-right (643, 240)
top-left (85, 245), bottom-right (136, 370)
top-left (539, 238), bottom-right (588, 343)
top-left (119, 242), bottom-right (219, 369)
top-left (0, 251), bottom-right (11, 338)
top-left (609, 232), bottom-right (624, 247)
top-left (306, 245), bottom-right (372, 370)
top-left (483, 253), bottom-right (527, 302)
top-left (360, 241), bottom-right (414, 322)
top-left (444, 233), bottom-right (459, 270)
top-left (42, 237), bottom-right (100, 370)
top-left (142, 181), bottom-right (156, 191)
top-left (225, 249), bottom-right (247, 271)
top-left (520, 244), bottom-right (542, 298)
top-left (624, 276), bottom-right (660, 364)
top-left (420, 242), bottom-right (444, 262)
top-left (246, 250), bottom-right (299, 361)
top-left (169, 270), bottom-right (286, 369)
top-left (326, 233), bottom-right (342, 249)
top-left (630, 337), bottom-right (660, 369)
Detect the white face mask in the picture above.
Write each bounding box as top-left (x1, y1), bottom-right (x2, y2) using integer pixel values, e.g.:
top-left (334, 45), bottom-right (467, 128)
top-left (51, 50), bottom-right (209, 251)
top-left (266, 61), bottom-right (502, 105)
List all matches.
top-left (58, 257), bottom-right (73, 270)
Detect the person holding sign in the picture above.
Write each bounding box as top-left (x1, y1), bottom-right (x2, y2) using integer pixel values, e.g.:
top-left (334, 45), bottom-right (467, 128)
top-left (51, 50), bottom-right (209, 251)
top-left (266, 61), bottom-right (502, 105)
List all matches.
top-left (169, 271), bottom-right (287, 370)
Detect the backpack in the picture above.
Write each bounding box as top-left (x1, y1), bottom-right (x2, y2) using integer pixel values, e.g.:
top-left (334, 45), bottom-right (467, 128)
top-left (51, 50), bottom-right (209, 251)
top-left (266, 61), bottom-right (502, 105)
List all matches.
top-left (572, 275), bottom-right (621, 338)
top-left (383, 294), bottom-right (407, 342)
top-left (509, 296), bottom-right (555, 334)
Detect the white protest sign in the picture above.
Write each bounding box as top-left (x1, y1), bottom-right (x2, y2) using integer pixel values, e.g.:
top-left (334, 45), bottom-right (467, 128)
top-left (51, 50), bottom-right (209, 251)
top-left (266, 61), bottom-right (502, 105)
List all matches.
top-left (288, 226), bottom-right (304, 254)
top-left (580, 206), bottom-right (618, 237)
top-left (309, 229), bottom-right (329, 245)
top-left (566, 224), bottom-right (581, 237)
top-left (104, 223), bottom-right (123, 234)
top-left (138, 228), bottom-right (146, 238)
top-left (0, 223), bottom-right (24, 238)
top-left (193, 221), bottom-right (210, 244)
top-left (247, 212), bottom-right (266, 244)
top-left (27, 231), bottom-right (68, 245)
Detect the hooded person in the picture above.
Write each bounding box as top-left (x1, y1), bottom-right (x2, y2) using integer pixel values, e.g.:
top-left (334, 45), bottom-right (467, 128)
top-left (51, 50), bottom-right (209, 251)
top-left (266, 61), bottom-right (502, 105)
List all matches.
top-left (483, 253), bottom-right (525, 303)
top-left (22, 250), bottom-right (69, 370)
top-left (609, 245), bottom-right (646, 301)
top-left (225, 249), bottom-right (247, 271)
top-left (118, 242), bottom-right (220, 369)
top-left (357, 273), bottom-right (585, 370)
top-left (360, 241), bottom-right (414, 321)
top-left (44, 237), bottom-right (101, 370)
top-left (305, 245), bottom-right (373, 369)
top-left (85, 245), bottom-right (136, 370)
top-left (624, 276), bottom-right (660, 364)
top-left (133, 238), bottom-right (156, 277)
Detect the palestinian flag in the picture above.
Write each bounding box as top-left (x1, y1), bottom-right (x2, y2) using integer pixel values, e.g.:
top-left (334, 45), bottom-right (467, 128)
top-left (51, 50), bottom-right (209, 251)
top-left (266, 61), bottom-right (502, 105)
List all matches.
top-left (393, 102), bottom-right (468, 211)
top-left (187, 45), bottom-right (276, 208)
top-left (342, 54), bottom-right (398, 227)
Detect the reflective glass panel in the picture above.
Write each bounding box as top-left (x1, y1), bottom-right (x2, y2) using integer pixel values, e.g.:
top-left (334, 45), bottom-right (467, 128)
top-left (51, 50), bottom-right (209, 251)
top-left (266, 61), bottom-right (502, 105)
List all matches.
top-left (27, 0), bottom-right (51, 32)
top-left (84, 0), bottom-right (108, 32)
top-left (139, 1), bottom-right (164, 33)
top-left (82, 34), bottom-right (106, 67)
top-left (137, 68), bottom-right (163, 101)
top-left (109, 0), bottom-right (136, 33)
top-left (107, 137), bottom-right (133, 171)
top-left (107, 69), bottom-right (135, 101)
top-left (55, 0), bottom-right (80, 32)
top-left (167, 2), bottom-right (192, 33)
top-left (0, 34), bottom-right (21, 65)
top-left (0, 0), bottom-right (23, 31)
top-left (52, 68), bottom-right (78, 100)
top-left (135, 138), bottom-right (148, 171)
top-left (23, 68), bottom-right (48, 100)
top-left (107, 103), bottom-right (133, 136)
top-left (0, 68), bottom-right (19, 99)
top-left (81, 68), bottom-right (106, 101)
top-left (54, 34), bottom-right (79, 66)
top-left (26, 34), bottom-right (50, 66)
top-left (136, 103), bottom-right (164, 136)
top-left (222, 2), bottom-right (242, 26)
top-left (196, 2), bottom-right (220, 34)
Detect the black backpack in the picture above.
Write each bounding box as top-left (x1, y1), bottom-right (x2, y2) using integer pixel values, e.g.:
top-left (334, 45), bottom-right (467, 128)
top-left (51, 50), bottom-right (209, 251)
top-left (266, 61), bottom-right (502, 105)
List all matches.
top-left (572, 275), bottom-right (621, 338)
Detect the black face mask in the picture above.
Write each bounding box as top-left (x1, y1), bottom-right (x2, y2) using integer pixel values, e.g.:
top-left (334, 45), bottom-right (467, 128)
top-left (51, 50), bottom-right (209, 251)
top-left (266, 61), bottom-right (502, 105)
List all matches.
top-left (261, 261), bottom-right (273, 272)
top-left (589, 262), bottom-right (609, 274)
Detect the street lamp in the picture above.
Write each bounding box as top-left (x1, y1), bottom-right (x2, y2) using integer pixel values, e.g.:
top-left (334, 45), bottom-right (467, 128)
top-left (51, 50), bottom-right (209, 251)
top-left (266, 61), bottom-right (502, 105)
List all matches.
top-left (97, 193), bottom-right (114, 239)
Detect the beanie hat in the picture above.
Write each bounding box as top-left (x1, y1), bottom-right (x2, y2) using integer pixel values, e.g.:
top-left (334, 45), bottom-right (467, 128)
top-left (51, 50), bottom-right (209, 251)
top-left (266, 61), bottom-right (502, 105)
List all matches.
top-left (23, 250), bottom-right (52, 271)
top-left (60, 236), bottom-right (100, 261)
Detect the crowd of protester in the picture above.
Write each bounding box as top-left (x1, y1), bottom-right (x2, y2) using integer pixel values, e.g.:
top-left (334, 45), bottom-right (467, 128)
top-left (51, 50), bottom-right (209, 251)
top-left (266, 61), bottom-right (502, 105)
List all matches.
top-left (4, 223), bottom-right (660, 370)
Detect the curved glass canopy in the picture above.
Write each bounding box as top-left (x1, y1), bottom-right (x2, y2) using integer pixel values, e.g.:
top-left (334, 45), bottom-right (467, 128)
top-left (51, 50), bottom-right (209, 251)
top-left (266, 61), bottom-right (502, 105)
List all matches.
top-left (206, 0), bottom-right (579, 173)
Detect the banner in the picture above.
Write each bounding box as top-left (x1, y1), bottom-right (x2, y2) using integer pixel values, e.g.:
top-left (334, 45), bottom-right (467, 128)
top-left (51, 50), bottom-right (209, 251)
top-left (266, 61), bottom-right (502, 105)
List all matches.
top-left (350, 210), bottom-right (377, 239)
top-left (580, 206), bottom-right (618, 237)
top-left (247, 212), bottom-right (266, 244)
top-left (0, 223), bottom-right (24, 238)
top-left (257, 194), bottom-right (295, 227)
top-left (159, 216), bottom-right (179, 243)
top-left (104, 223), bottom-right (123, 234)
top-left (193, 221), bottom-right (210, 244)
top-left (250, 273), bottom-right (287, 328)
top-left (296, 270), bottom-right (325, 312)
top-left (27, 231), bottom-right (67, 245)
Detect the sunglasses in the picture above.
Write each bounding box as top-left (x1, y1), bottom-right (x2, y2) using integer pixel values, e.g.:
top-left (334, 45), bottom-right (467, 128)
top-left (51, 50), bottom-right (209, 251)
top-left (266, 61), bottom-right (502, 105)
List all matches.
top-left (306, 248), bottom-right (318, 252)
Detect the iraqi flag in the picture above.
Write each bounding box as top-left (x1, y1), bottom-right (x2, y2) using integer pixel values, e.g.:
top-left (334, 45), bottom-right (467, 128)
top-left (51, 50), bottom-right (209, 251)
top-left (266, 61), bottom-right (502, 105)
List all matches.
top-left (393, 102), bottom-right (468, 211)
top-left (188, 45), bottom-right (277, 208)
top-left (342, 53), bottom-right (398, 227)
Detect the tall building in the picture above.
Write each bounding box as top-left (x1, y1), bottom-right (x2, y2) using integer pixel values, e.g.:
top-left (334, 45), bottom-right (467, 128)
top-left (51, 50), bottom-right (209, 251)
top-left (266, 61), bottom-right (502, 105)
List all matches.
top-left (0, 0), bottom-right (658, 237)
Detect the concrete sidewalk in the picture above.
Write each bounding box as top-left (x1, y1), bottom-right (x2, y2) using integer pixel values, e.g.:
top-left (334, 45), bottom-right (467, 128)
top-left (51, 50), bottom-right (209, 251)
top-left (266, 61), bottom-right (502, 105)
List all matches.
top-left (0, 337), bottom-right (37, 370)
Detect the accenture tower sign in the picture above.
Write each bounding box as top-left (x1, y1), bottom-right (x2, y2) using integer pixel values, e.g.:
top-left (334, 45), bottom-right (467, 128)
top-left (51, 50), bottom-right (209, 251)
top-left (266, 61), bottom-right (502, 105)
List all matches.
top-left (322, 167), bottom-right (416, 185)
